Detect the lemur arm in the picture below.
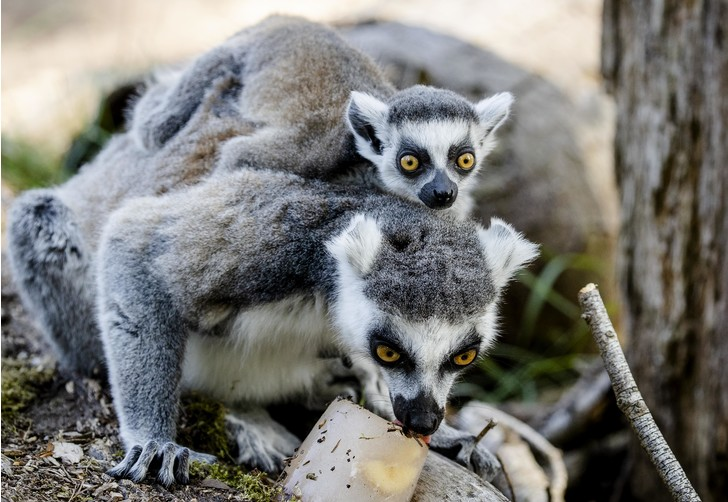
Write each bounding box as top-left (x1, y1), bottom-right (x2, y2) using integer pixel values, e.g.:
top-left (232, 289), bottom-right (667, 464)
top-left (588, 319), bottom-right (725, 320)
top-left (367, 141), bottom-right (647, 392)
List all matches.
top-left (133, 44), bottom-right (241, 150)
top-left (97, 232), bottom-right (214, 486)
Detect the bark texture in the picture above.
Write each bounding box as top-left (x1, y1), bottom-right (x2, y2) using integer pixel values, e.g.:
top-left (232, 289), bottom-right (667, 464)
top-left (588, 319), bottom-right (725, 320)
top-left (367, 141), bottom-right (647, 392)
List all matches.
top-left (602, 1), bottom-right (728, 500)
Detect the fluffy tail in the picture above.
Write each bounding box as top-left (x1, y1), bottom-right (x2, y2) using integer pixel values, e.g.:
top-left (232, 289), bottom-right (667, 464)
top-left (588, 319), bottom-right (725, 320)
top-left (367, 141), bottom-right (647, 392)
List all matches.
top-left (7, 189), bottom-right (105, 376)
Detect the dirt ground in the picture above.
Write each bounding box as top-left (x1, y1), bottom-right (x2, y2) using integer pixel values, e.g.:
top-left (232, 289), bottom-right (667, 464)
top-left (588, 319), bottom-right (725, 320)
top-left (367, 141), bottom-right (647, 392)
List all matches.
top-left (0, 259), bottom-right (280, 502)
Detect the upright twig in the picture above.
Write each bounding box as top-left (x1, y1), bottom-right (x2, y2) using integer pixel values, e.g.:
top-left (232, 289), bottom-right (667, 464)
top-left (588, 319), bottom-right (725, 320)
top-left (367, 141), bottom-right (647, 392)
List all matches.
top-left (578, 283), bottom-right (701, 502)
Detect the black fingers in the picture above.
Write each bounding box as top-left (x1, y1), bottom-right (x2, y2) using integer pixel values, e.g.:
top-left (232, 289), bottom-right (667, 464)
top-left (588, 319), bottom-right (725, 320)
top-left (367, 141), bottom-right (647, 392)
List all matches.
top-left (156, 442), bottom-right (178, 487)
top-left (106, 444), bottom-right (143, 479)
top-left (127, 440), bottom-right (160, 483)
top-left (174, 447), bottom-right (191, 485)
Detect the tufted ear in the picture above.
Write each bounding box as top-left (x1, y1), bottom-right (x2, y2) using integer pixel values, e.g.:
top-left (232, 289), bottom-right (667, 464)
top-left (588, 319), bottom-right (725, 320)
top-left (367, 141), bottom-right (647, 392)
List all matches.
top-left (475, 92), bottom-right (514, 137)
top-left (326, 214), bottom-right (383, 277)
top-left (478, 217), bottom-right (539, 290)
top-left (346, 91), bottom-right (389, 158)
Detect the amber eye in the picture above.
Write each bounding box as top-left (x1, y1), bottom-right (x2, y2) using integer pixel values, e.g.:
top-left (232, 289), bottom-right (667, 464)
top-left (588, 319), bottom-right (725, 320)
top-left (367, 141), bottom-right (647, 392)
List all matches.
top-left (456, 153), bottom-right (475, 170)
top-left (453, 349), bottom-right (477, 366)
top-left (400, 155), bottom-right (420, 172)
top-left (376, 345), bottom-right (401, 364)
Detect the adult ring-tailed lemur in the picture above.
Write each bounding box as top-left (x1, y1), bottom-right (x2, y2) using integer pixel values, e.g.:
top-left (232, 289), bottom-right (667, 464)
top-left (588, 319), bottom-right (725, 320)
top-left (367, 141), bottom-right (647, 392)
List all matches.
top-left (6, 16), bottom-right (532, 487)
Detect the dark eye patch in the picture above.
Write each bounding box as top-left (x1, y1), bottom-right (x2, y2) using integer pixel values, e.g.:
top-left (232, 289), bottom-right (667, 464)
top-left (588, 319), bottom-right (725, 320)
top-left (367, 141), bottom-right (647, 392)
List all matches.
top-left (447, 138), bottom-right (474, 161)
top-left (439, 330), bottom-right (483, 374)
top-left (368, 325), bottom-right (415, 372)
top-left (398, 139), bottom-right (431, 165)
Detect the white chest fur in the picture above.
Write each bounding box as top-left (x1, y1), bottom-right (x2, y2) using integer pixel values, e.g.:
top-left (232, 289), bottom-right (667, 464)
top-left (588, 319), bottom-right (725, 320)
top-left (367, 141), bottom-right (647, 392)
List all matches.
top-left (181, 294), bottom-right (337, 405)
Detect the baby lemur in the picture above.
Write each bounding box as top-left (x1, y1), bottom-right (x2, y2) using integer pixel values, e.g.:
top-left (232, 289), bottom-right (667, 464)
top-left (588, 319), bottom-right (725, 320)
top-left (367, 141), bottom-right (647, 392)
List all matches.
top-left (132, 15), bottom-right (513, 218)
top-left (6, 15), bottom-right (530, 487)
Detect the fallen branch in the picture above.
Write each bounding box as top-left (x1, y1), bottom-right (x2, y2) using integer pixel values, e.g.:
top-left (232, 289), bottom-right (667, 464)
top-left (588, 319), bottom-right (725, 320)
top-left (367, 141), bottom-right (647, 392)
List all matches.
top-left (578, 283), bottom-right (701, 502)
top-left (455, 402), bottom-right (567, 502)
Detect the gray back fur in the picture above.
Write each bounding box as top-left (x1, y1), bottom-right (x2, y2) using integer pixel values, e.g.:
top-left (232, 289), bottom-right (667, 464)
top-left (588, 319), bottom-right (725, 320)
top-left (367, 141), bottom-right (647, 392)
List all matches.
top-left (131, 15), bottom-right (395, 179)
top-left (100, 169), bottom-right (495, 327)
top-left (129, 16), bottom-right (513, 217)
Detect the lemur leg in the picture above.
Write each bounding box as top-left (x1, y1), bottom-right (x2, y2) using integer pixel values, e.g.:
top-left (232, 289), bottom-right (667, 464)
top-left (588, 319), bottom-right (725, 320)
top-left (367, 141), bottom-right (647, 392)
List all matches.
top-left (218, 127), bottom-right (299, 172)
top-left (225, 408), bottom-right (300, 473)
top-left (133, 45), bottom-right (241, 150)
top-left (429, 422), bottom-right (500, 481)
top-left (217, 126), bottom-right (345, 180)
top-left (98, 250), bottom-right (213, 486)
top-left (6, 189), bottom-right (104, 376)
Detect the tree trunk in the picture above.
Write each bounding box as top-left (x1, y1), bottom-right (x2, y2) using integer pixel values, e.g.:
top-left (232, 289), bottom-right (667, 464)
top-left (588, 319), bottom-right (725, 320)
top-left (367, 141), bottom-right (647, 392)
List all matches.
top-left (601, 1), bottom-right (728, 500)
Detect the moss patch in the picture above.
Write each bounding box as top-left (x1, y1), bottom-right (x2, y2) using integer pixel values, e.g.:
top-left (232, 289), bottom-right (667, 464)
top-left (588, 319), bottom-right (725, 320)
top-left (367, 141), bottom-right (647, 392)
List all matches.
top-left (1, 358), bottom-right (55, 420)
top-left (190, 461), bottom-right (291, 501)
top-left (177, 392), bottom-right (231, 460)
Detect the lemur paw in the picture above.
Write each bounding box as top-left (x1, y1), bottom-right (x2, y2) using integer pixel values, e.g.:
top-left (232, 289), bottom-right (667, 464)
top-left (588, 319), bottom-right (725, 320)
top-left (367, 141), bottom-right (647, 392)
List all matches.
top-left (107, 440), bottom-right (215, 487)
top-left (226, 410), bottom-right (300, 474)
top-left (348, 358), bottom-right (394, 420)
top-left (429, 424), bottom-right (500, 481)
top-left (306, 357), bottom-right (359, 410)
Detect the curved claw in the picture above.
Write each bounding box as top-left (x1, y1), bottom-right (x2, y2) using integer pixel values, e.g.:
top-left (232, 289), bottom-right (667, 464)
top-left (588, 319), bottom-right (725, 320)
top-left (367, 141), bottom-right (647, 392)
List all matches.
top-left (430, 423), bottom-right (501, 481)
top-left (107, 441), bottom-right (216, 486)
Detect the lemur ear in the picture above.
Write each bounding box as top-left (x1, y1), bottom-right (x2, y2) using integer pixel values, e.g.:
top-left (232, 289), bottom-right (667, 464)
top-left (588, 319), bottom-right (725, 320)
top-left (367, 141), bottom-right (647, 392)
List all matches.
top-left (478, 217), bottom-right (539, 290)
top-left (326, 214), bottom-right (383, 277)
top-left (475, 92), bottom-right (514, 136)
top-left (346, 92), bottom-right (389, 157)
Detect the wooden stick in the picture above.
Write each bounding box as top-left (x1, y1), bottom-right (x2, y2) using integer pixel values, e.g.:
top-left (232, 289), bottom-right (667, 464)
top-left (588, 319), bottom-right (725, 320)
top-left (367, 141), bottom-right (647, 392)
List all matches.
top-left (578, 283), bottom-right (701, 502)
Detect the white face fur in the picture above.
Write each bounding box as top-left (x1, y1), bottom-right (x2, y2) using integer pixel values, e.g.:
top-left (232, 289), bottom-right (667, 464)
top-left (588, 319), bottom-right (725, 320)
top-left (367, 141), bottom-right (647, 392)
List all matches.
top-left (326, 215), bottom-right (538, 435)
top-left (347, 90), bottom-right (513, 218)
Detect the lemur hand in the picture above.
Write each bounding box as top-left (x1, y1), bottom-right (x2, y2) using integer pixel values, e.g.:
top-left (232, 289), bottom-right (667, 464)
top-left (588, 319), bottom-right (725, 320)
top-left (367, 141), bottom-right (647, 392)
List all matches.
top-left (107, 440), bottom-right (216, 487)
top-left (429, 423), bottom-right (500, 481)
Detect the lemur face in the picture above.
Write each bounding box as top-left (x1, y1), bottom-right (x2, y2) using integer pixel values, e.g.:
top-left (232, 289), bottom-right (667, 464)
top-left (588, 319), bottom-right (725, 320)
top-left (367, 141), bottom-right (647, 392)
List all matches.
top-left (326, 214), bottom-right (538, 436)
top-left (365, 313), bottom-right (497, 435)
top-left (347, 86), bottom-right (513, 211)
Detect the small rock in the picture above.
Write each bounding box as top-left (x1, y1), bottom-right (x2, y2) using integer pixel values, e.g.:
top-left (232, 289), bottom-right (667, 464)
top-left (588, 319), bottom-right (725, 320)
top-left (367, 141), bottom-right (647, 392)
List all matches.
top-left (51, 441), bottom-right (84, 464)
top-left (1, 455), bottom-right (13, 476)
top-left (87, 438), bottom-right (113, 462)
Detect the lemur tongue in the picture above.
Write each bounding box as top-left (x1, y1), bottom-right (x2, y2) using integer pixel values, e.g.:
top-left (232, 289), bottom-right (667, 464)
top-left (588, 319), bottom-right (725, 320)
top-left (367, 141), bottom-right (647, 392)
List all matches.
top-left (393, 419), bottom-right (432, 445)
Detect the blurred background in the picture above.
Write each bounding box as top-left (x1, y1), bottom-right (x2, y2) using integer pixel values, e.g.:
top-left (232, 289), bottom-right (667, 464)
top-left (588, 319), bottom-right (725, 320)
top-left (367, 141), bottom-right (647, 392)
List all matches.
top-left (2, 0), bottom-right (618, 404)
top-left (2, 0), bottom-right (614, 190)
top-left (2, 0), bottom-right (619, 406)
top-left (3, 1), bottom-right (725, 501)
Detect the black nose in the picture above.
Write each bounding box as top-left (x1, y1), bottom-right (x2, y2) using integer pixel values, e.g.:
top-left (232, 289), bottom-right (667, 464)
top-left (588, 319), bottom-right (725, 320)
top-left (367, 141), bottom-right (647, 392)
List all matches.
top-left (418, 171), bottom-right (458, 209)
top-left (393, 394), bottom-right (444, 436)
top-left (403, 410), bottom-right (441, 436)
top-left (433, 188), bottom-right (455, 203)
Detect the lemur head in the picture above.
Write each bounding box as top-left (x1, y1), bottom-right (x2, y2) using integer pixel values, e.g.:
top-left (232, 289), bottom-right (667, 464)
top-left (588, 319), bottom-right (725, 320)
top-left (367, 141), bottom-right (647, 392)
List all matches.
top-left (346, 86), bottom-right (513, 213)
top-left (327, 213), bottom-right (538, 435)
